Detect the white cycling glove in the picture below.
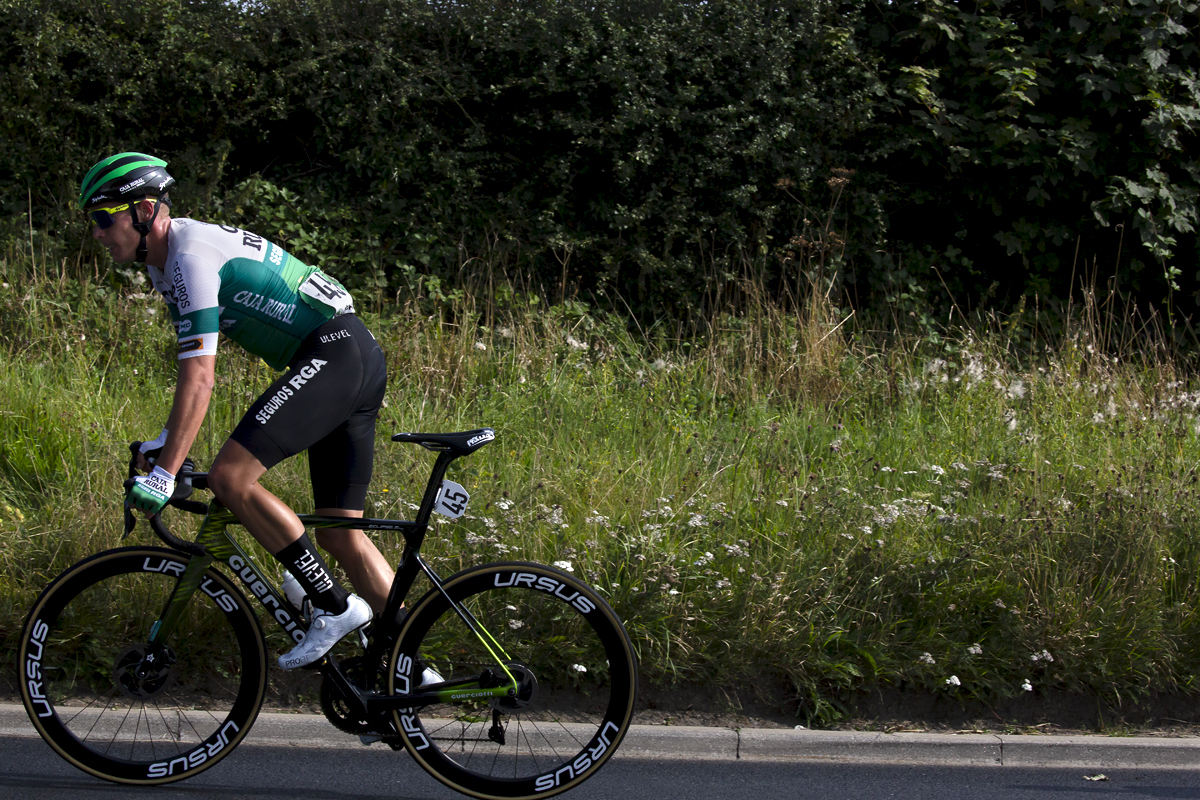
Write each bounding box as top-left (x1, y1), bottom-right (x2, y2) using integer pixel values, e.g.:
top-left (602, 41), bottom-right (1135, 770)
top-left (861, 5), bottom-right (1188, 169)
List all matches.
top-left (127, 465), bottom-right (176, 515)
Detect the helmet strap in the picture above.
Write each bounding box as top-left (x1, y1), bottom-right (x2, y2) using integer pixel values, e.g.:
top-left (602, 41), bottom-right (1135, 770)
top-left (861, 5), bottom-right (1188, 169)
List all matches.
top-left (129, 196), bottom-right (165, 263)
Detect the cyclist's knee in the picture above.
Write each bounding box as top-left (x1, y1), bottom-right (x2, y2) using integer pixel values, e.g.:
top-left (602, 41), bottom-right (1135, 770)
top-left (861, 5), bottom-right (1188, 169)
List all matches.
top-left (205, 464), bottom-right (234, 503)
top-left (206, 463), bottom-right (254, 505)
top-left (207, 441), bottom-right (268, 503)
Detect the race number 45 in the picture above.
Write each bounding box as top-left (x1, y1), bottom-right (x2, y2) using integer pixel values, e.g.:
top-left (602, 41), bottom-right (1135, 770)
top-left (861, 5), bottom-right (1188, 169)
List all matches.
top-left (300, 272), bottom-right (354, 316)
top-left (434, 481), bottom-right (470, 518)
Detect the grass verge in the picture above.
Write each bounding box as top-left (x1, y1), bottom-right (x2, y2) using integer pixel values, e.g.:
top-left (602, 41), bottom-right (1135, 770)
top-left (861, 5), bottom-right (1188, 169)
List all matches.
top-left (3, 259), bottom-right (1200, 727)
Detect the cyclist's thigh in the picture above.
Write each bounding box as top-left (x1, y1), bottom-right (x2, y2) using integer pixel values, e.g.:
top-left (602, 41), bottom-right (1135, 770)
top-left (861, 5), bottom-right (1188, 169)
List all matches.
top-left (230, 315), bottom-right (375, 470)
top-left (308, 333), bottom-right (386, 511)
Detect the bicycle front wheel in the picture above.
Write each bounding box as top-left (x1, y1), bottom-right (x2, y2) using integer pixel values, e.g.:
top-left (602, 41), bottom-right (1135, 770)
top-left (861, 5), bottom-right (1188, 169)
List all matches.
top-left (18, 547), bottom-right (267, 784)
top-left (390, 562), bottom-right (638, 800)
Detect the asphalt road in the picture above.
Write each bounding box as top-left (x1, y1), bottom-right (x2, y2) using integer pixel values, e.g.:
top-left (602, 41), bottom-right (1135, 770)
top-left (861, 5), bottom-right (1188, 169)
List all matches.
top-left (5, 706), bottom-right (1200, 800)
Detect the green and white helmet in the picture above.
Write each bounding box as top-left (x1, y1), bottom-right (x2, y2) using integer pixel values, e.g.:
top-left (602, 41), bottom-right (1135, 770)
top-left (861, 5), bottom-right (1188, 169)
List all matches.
top-left (78, 152), bottom-right (175, 209)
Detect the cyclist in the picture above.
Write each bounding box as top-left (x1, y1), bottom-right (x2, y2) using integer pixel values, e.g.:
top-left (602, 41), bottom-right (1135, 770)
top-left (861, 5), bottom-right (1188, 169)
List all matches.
top-left (81, 152), bottom-right (393, 670)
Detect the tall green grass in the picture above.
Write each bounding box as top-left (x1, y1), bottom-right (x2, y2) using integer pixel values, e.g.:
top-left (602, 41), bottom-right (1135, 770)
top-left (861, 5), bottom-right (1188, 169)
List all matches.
top-left (3, 253), bottom-right (1200, 726)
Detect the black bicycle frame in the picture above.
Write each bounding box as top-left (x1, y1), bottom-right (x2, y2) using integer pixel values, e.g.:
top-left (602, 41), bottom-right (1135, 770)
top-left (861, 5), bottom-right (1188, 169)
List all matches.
top-left (141, 445), bottom-right (517, 721)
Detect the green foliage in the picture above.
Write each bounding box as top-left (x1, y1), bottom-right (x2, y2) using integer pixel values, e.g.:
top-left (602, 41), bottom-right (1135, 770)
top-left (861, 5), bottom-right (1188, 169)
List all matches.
top-left (2, 0), bottom-right (1200, 331)
top-left (0, 0), bottom-right (882, 322)
top-left (858, 0), bottom-right (1200, 318)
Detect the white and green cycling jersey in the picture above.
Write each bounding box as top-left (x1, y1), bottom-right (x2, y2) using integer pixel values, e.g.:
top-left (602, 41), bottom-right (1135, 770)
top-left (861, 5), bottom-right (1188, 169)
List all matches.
top-left (147, 218), bottom-right (354, 370)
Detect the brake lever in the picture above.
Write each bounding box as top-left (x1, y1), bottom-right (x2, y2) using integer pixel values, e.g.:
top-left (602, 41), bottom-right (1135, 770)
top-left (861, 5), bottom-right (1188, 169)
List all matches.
top-left (123, 442), bottom-right (142, 540)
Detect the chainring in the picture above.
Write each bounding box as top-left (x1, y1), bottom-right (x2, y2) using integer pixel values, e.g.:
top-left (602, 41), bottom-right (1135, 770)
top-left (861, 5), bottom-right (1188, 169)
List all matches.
top-left (320, 656), bottom-right (393, 736)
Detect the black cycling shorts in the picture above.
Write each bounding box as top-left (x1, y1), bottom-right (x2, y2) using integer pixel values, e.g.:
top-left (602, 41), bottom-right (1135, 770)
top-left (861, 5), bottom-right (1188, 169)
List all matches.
top-left (230, 314), bottom-right (387, 511)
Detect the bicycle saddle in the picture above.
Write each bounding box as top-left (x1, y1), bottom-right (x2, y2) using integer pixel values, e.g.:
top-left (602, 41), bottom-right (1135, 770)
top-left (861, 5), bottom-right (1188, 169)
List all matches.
top-left (391, 428), bottom-right (496, 455)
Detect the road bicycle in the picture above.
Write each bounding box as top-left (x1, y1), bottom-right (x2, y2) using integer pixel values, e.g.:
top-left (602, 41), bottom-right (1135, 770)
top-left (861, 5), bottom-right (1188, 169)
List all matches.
top-left (18, 428), bottom-right (638, 799)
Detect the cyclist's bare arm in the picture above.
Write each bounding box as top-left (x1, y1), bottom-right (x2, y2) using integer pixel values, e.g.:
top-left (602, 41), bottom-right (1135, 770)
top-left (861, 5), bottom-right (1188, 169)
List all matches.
top-left (138, 354), bottom-right (215, 475)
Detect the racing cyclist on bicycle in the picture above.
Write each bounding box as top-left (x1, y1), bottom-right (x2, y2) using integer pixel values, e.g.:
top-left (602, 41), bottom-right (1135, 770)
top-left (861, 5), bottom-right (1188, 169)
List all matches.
top-left (81, 152), bottom-right (392, 670)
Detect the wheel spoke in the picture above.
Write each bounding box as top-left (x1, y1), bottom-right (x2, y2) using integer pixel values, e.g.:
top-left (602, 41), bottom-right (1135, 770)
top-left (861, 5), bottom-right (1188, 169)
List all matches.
top-left (392, 562), bottom-right (637, 799)
top-left (19, 548), bottom-right (266, 784)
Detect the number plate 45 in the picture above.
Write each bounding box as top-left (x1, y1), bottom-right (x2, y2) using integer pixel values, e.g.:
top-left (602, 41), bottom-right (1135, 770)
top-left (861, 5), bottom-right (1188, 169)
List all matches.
top-left (434, 481), bottom-right (470, 518)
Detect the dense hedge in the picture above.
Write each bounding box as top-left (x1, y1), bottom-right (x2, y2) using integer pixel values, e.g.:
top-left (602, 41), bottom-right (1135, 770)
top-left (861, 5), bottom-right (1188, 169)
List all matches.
top-left (2, 0), bottom-right (1198, 327)
top-left (862, 0), bottom-right (1200, 324)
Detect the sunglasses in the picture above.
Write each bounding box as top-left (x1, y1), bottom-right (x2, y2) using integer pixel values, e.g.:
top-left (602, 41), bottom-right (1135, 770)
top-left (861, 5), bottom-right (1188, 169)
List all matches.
top-left (87, 202), bottom-right (133, 229)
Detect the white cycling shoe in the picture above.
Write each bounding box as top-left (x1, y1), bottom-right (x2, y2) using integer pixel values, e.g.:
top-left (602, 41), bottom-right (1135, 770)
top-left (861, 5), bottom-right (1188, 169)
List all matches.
top-left (278, 594), bottom-right (372, 670)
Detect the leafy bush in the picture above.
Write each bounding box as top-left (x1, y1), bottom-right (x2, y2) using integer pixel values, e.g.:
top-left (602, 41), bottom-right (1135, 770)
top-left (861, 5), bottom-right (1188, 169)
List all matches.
top-left (1, 0), bottom-right (1198, 333)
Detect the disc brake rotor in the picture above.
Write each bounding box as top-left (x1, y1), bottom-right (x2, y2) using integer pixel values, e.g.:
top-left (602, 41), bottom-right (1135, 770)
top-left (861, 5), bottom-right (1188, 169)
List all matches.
top-left (113, 643), bottom-right (176, 700)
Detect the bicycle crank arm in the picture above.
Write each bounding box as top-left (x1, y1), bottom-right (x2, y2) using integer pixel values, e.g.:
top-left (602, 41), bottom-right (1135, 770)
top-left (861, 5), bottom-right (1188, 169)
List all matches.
top-left (319, 659), bottom-right (370, 717)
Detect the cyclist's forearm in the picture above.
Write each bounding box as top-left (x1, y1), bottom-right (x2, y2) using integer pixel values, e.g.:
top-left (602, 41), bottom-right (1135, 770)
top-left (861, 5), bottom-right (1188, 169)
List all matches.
top-left (158, 355), bottom-right (216, 475)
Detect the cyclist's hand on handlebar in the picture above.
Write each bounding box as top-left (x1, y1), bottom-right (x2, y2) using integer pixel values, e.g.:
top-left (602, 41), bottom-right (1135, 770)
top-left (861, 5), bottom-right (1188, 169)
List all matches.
top-left (126, 465), bottom-right (176, 516)
top-left (137, 428), bottom-right (169, 470)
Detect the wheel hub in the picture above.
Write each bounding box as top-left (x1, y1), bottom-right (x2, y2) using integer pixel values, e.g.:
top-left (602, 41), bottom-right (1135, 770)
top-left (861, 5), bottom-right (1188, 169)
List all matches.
top-left (488, 663), bottom-right (538, 714)
top-left (113, 643), bottom-right (176, 700)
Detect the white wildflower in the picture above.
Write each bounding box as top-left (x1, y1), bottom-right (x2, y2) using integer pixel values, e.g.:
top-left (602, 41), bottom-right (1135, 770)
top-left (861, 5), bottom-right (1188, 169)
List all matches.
top-left (967, 643), bottom-right (983, 655)
top-left (553, 560), bottom-right (574, 572)
top-left (919, 652), bottom-right (936, 665)
top-left (1022, 679), bottom-right (1033, 692)
top-left (945, 675), bottom-right (961, 686)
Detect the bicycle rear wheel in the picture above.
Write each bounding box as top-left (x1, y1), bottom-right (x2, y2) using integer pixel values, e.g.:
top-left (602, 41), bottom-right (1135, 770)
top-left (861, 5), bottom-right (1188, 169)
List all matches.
top-left (18, 546), bottom-right (267, 784)
top-left (390, 562), bottom-right (638, 800)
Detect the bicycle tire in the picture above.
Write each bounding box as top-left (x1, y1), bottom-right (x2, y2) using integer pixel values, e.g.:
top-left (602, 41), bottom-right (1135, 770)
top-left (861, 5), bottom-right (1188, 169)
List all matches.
top-left (390, 561), bottom-right (638, 800)
top-left (18, 546), bottom-right (267, 784)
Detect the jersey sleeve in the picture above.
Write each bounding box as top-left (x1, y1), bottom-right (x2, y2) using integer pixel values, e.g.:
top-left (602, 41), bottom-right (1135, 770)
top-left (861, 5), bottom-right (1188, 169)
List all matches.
top-left (170, 251), bottom-right (222, 360)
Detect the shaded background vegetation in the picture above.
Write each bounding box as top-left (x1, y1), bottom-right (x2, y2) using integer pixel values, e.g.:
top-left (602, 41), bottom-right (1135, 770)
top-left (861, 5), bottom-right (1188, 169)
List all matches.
top-left (2, 0), bottom-right (1198, 334)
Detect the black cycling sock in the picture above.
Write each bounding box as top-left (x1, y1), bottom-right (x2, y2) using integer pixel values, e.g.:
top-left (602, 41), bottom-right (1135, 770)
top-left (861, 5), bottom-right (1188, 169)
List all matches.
top-left (276, 533), bottom-right (350, 615)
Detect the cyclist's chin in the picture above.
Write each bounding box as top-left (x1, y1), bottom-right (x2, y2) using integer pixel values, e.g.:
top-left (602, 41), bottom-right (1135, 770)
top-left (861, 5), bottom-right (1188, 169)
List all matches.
top-left (106, 244), bottom-right (136, 264)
